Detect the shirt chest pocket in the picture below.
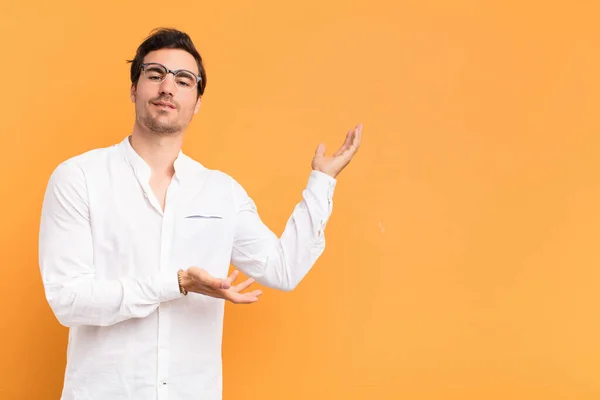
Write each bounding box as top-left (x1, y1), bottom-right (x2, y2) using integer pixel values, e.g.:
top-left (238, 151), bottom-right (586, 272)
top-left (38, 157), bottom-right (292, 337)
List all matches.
top-left (178, 209), bottom-right (233, 250)
top-left (182, 212), bottom-right (226, 236)
top-left (176, 210), bottom-right (234, 277)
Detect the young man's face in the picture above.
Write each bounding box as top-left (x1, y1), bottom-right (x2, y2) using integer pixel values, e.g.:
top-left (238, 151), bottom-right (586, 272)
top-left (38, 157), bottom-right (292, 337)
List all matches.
top-left (131, 48), bottom-right (201, 135)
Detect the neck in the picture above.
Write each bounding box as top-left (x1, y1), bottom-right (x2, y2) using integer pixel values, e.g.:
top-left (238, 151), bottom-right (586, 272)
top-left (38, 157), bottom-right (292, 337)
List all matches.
top-left (130, 123), bottom-right (184, 176)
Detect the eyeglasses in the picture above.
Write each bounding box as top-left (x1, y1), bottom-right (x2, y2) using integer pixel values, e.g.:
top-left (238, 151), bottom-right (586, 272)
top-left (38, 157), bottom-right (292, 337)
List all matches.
top-left (140, 62), bottom-right (202, 92)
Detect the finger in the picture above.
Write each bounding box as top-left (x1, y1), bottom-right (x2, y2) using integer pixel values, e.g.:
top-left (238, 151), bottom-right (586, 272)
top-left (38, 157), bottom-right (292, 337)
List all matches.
top-left (341, 125), bottom-right (362, 157)
top-left (337, 125), bottom-right (360, 156)
top-left (247, 289), bottom-right (262, 297)
top-left (314, 143), bottom-right (326, 157)
top-left (233, 277), bottom-right (255, 293)
top-left (223, 270), bottom-right (239, 288)
top-left (333, 130), bottom-right (354, 157)
top-left (228, 270), bottom-right (239, 280)
top-left (355, 123), bottom-right (362, 148)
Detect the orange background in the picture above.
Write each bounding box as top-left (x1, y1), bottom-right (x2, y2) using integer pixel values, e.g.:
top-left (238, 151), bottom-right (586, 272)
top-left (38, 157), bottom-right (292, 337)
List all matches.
top-left (1, 0), bottom-right (600, 399)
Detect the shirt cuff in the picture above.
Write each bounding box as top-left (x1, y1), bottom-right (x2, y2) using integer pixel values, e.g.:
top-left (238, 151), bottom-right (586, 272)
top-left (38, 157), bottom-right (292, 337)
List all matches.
top-left (159, 269), bottom-right (184, 302)
top-left (307, 170), bottom-right (337, 199)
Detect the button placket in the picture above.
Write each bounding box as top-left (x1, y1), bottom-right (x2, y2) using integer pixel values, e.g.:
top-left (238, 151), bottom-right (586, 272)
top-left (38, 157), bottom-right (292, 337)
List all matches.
top-left (156, 182), bottom-right (178, 399)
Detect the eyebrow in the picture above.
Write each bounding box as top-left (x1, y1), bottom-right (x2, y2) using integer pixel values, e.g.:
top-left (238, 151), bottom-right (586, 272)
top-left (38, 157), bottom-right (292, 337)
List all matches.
top-left (175, 69), bottom-right (197, 76)
top-left (146, 62), bottom-right (199, 76)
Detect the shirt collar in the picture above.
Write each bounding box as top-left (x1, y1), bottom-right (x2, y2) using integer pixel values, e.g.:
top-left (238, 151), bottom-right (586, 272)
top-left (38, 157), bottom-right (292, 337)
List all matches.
top-left (121, 135), bottom-right (193, 184)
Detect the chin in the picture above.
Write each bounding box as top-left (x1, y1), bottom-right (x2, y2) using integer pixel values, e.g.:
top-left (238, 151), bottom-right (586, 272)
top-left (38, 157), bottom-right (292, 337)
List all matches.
top-left (142, 117), bottom-right (182, 135)
top-left (153, 125), bottom-right (182, 135)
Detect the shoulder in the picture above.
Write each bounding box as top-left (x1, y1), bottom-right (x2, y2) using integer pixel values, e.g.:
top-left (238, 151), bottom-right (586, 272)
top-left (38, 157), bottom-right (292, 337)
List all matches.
top-left (179, 154), bottom-right (245, 189)
top-left (47, 144), bottom-right (121, 189)
top-left (179, 155), bottom-right (252, 211)
top-left (51, 142), bottom-right (122, 179)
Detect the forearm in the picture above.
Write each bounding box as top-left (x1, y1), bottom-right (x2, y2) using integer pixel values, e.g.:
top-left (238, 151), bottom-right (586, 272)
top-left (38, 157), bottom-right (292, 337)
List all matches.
top-left (42, 266), bottom-right (181, 327)
top-left (259, 201), bottom-right (328, 291)
top-left (39, 162), bottom-right (183, 327)
top-left (231, 170), bottom-right (336, 291)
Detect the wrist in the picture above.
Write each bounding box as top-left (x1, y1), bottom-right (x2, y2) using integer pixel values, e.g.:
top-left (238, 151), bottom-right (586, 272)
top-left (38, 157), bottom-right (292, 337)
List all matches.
top-left (313, 167), bottom-right (336, 179)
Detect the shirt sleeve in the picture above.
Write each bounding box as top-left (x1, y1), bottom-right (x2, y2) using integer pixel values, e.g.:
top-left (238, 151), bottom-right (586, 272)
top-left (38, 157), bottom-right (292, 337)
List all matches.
top-left (230, 170), bottom-right (337, 291)
top-left (38, 162), bottom-right (182, 328)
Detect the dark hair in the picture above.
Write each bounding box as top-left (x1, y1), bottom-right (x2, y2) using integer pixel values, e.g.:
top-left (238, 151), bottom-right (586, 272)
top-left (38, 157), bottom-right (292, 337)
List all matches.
top-left (127, 28), bottom-right (207, 97)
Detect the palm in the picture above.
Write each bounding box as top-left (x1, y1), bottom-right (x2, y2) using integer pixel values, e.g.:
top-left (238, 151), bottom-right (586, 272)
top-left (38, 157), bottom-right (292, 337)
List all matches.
top-left (312, 124), bottom-right (362, 178)
top-left (219, 270), bottom-right (262, 304)
top-left (188, 267), bottom-right (262, 304)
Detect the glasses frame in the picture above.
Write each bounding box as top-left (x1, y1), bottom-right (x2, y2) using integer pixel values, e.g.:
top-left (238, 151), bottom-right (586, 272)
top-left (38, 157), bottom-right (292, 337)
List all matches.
top-left (140, 62), bottom-right (202, 92)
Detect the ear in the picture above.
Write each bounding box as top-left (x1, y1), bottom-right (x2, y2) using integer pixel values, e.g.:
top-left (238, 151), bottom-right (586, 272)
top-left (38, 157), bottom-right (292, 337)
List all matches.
top-left (130, 84), bottom-right (136, 103)
top-left (194, 96), bottom-right (202, 114)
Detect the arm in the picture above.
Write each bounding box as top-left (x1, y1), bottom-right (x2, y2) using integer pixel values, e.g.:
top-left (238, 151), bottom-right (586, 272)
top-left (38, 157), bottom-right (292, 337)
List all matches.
top-left (38, 162), bottom-right (182, 328)
top-left (230, 124), bottom-right (362, 291)
top-left (230, 170), bottom-right (336, 291)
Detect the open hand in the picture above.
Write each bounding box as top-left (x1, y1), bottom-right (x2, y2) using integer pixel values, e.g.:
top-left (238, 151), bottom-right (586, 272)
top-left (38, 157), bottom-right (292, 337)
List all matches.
top-left (312, 124), bottom-right (362, 178)
top-left (181, 267), bottom-right (262, 304)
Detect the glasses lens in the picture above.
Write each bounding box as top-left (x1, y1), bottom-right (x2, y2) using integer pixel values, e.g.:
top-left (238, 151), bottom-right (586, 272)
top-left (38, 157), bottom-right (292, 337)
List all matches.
top-left (174, 71), bottom-right (197, 91)
top-left (144, 64), bottom-right (167, 82)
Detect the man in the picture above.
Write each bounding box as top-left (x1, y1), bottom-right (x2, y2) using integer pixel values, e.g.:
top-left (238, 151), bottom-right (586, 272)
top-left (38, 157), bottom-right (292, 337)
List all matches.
top-left (39, 28), bottom-right (361, 400)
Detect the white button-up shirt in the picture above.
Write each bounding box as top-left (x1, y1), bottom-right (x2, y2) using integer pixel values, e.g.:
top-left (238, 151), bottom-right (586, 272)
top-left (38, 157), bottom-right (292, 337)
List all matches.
top-left (39, 136), bottom-right (336, 400)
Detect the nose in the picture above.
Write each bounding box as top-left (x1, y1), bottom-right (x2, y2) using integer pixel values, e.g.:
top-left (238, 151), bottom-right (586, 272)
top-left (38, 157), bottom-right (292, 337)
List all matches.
top-left (158, 73), bottom-right (176, 97)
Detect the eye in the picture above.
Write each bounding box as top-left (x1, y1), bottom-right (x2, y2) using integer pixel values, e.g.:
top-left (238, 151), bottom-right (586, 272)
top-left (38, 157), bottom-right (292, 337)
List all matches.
top-left (144, 65), bottom-right (166, 81)
top-left (175, 72), bottom-right (196, 89)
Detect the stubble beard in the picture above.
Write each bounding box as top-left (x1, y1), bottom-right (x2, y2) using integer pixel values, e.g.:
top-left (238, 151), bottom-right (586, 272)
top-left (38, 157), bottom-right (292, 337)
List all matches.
top-left (141, 111), bottom-right (182, 135)
top-left (137, 96), bottom-right (185, 135)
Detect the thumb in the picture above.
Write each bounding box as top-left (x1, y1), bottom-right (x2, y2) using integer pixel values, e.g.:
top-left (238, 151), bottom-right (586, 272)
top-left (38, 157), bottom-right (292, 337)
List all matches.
top-left (210, 277), bottom-right (230, 290)
top-left (315, 143), bottom-right (326, 157)
top-left (199, 268), bottom-right (229, 289)
top-left (219, 279), bottom-right (231, 290)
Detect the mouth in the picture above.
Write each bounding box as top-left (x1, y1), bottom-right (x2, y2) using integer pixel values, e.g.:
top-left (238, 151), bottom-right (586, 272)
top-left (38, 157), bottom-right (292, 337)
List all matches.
top-left (152, 101), bottom-right (176, 110)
